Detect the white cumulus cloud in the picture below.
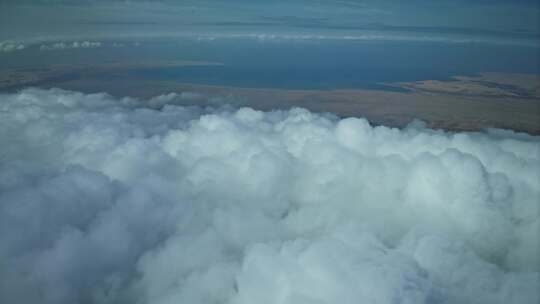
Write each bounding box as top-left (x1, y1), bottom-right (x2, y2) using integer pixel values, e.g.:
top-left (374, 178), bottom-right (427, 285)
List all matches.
top-left (0, 88), bottom-right (538, 304)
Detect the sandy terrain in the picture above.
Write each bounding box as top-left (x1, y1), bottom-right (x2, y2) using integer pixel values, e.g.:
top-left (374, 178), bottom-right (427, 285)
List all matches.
top-left (389, 72), bottom-right (540, 99)
top-left (1, 63), bottom-right (539, 134)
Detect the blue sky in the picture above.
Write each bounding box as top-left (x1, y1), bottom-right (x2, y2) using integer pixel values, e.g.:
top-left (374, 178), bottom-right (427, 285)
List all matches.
top-left (0, 0), bottom-right (538, 44)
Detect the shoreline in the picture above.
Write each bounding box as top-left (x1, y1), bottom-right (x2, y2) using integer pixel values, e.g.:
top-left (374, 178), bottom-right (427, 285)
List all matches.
top-left (1, 64), bottom-right (539, 135)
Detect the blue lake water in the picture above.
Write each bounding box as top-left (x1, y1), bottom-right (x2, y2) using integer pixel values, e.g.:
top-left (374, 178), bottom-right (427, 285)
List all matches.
top-left (134, 39), bottom-right (540, 89)
top-left (1, 38), bottom-right (538, 90)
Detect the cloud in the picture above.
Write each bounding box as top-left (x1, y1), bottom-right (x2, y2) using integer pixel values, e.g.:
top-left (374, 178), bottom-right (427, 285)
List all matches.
top-left (36, 40), bottom-right (140, 50)
top-left (0, 88), bottom-right (538, 304)
top-left (191, 32), bottom-right (539, 46)
top-left (39, 41), bottom-right (102, 51)
top-left (1, 0), bottom-right (538, 48)
top-left (0, 41), bottom-right (25, 53)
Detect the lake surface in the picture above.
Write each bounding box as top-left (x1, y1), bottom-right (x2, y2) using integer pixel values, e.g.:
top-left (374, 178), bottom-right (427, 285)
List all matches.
top-left (1, 38), bottom-right (539, 90)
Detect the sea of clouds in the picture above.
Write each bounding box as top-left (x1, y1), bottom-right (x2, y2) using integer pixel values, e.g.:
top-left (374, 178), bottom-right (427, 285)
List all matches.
top-left (0, 88), bottom-right (538, 304)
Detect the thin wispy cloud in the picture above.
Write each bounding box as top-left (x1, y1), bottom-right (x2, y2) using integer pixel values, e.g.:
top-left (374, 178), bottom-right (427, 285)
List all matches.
top-left (0, 0), bottom-right (538, 46)
top-left (0, 41), bottom-right (25, 52)
top-left (40, 41), bottom-right (102, 50)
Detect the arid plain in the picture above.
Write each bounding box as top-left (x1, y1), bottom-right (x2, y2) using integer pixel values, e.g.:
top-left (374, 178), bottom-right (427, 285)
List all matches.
top-left (1, 62), bottom-right (539, 134)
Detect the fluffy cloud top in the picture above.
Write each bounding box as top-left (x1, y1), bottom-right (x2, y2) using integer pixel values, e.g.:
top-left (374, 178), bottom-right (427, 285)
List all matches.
top-left (0, 88), bottom-right (538, 304)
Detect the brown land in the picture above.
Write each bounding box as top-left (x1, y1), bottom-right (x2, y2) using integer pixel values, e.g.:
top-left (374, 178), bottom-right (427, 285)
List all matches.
top-left (388, 72), bottom-right (540, 99)
top-left (1, 62), bottom-right (539, 134)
